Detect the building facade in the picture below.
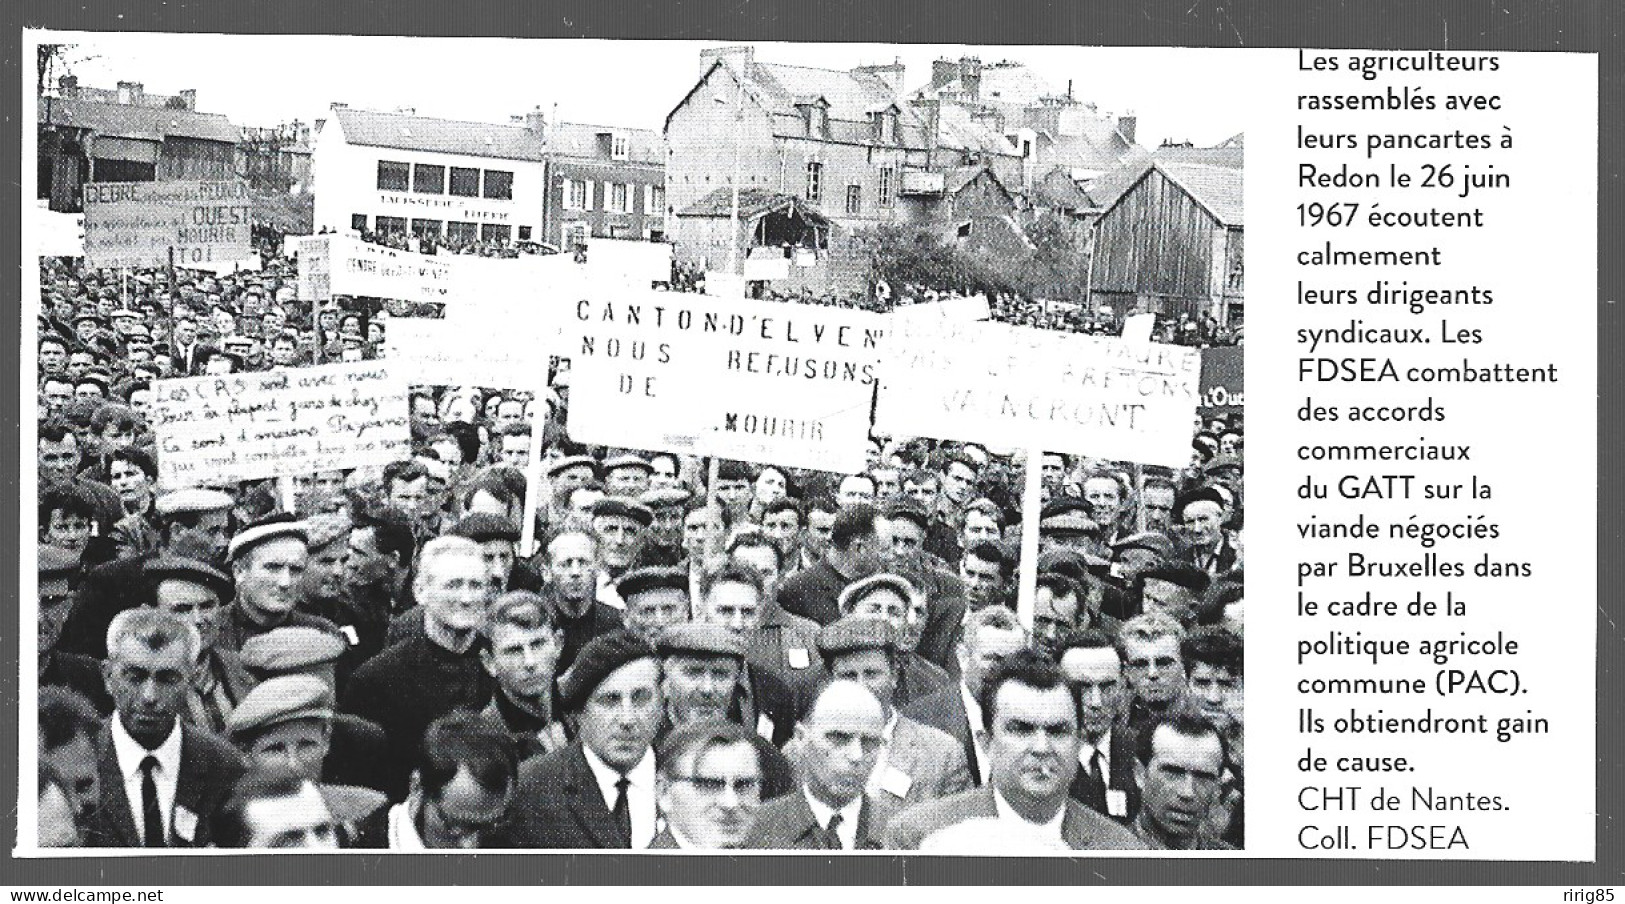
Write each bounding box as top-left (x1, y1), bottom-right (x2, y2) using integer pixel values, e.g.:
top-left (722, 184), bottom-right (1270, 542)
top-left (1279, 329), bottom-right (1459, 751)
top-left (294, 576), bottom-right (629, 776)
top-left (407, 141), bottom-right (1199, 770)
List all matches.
top-left (546, 122), bottom-right (666, 249)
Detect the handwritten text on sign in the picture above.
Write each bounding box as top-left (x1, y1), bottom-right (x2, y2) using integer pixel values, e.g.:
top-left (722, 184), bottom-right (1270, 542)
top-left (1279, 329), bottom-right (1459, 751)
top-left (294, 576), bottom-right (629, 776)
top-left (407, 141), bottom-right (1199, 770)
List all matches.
top-left (559, 291), bottom-right (883, 473)
top-left (150, 361), bottom-right (410, 488)
top-left (326, 235), bottom-right (456, 304)
top-left (81, 180), bottom-right (252, 269)
top-left (387, 317), bottom-right (548, 390)
top-left (876, 321), bottom-right (1200, 467)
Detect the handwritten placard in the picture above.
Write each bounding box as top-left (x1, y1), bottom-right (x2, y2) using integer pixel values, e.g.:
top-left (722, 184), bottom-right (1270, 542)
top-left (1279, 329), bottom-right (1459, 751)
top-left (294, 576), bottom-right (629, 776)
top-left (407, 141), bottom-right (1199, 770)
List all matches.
top-left (81, 180), bottom-right (252, 269)
top-left (326, 235), bottom-right (456, 303)
top-left (150, 361), bottom-right (410, 487)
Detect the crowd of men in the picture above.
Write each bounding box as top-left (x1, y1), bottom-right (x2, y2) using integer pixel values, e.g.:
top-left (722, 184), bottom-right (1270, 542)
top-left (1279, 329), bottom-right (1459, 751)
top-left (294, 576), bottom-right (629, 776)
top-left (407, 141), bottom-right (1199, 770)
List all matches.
top-left (35, 244), bottom-right (1244, 852)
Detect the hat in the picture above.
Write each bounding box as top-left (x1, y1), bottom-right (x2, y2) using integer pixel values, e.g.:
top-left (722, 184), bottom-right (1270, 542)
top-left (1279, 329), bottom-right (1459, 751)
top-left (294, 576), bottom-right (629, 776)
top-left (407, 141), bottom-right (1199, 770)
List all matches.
top-left (655, 622), bottom-right (745, 660)
top-left (303, 512), bottom-right (352, 550)
top-left (546, 455), bottom-right (599, 479)
top-left (615, 565), bottom-right (690, 599)
top-left (110, 308), bottom-right (141, 321)
top-left (836, 572), bottom-right (919, 615)
top-left (883, 498), bottom-right (930, 531)
top-left (226, 675), bottom-right (335, 739)
top-left (590, 498), bottom-right (654, 528)
top-left (197, 345), bottom-right (243, 369)
top-left (603, 454), bottom-right (653, 475)
top-left (72, 311), bottom-right (104, 327)
top-left (1173, 486), bottom-right (1229, 522)
top-left (1203, 453), bottom-right (1243, 475)
top-left (39, 545), bottom-right (79, 579)
top-left (558, 630), bottom-right (658, 711)
top-left (1037, 549), bottom-right (1093, 585)
top-left (816, 615), bottom-right (899, 658)
top-left (228, 514), bottom-right (310, 562)
top-left (1038, 498), bottom-right (1099, 535)
top-left (639, 487), bottom-right (692, 510)
top-left (1111, 531), bottom-right (1175, 561)
top-left (450, 512), bottom-right (521, 543)
top-left (154, 488), bottom-right (234, 517)
top-left (715, 461), bottom-right (753, 483)
top-left (239, 626), bottom-right (348, 674)
top-left (144, 556), bottom-right (232, 600)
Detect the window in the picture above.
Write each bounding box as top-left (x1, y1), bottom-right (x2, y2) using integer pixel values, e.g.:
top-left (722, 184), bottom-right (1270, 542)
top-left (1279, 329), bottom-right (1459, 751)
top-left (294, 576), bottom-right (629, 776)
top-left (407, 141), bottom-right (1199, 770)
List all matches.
top-left (375, 216), bottom-right (407, 235)
top-left (565, 179), bottom-right (588, 211)
top-left (480, 224), bottom-right (511, 243)
top-left (845, 184), bottom-right (862, 216)
top-left (879, 167), bottom-right (894, 208)
top-left (518, 226), bottom-right (532, 241)
top-left (377, 161), bottom-right (410, 192)
top-left (449, 167), bottom-right (480, 197)
top-left (646, 185), bottom-right (665, 216)
top-left (612, 183), bottom-right (629, 213)
top-left (805, 162), bottom-right (822, 202)
top-left (350, 214), bottom-right (369, 232)
top-left (413, 164), bottom-right (445, 194)
top-left (612, 136), bottom-right (629, 160)
top-left (482, 169), bottom-right (514, 200)
top-left (411, 219), bottom-right (443, 237)
top-left (447, 221), bottom-right (479, 244)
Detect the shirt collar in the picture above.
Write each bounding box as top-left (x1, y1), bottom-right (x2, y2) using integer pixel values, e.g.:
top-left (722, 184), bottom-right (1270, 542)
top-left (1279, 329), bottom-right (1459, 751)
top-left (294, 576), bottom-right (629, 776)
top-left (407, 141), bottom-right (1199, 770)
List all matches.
top-left (110, 713), bottom-right (182, 781)
top-left (992, 787), bottom-right (1067, 837)
top-left (1079, 730), bottom-right (1112, 766)
top-left (387, 801), bottom-right (427, 851)
top-left (802, 786), bottom-right (864, 835)
top-left (581, 742), bottom-right (655, 806)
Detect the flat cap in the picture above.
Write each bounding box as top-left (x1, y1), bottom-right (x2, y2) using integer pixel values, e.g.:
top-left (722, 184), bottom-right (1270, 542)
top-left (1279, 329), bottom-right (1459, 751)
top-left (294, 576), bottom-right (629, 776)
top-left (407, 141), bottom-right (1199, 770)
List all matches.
top-left (558, 630), bottom-right (658, 711)
top-left (154, 488), bottom-right (234, 517)
top-left (228, 514), bottom-right (309, 563)
top-left (1038, 501), bottom-right (1099, 535)
top-left (303, 512), bottom-right (351, 550)
top-left (110, 308), bottom-right (141, 321)
top-left (1203, 453), bottom-right (1242, 474)
top-left (816, 615), bottom-right (899, 658)
top-left (144, 555), bottom-right (232, 601)
top-left (590, 498), bottom-right (654, 527)
top-left (1111, 531), bottom-right (1175, 561)
top-left (837, 572), bottom-right (919, 615)
top-left (449, 512), bottom-right (521, 543)
top-left (1173, 486), bottom-right (1229, 521)
top-left (883, 498), bottom-right (930, 530)
top-left (656, 622), bottom-right (745, 660)
top-left (39, 545), bottom-right (80, 578)
top-left (639, 486), bottom-right (692, 509)
top-left (226, 675), bottom-right (334, 738)
top-left (715, 461), bottom-right (754, 483)
top-left (603, 454), bottom-right (653, 474)
top-left (616, 565), bottom-right (691, 599)
top-left (546, 455), bottom-right (599, 479)
top-left (239, 626), bottom-right (347, 674)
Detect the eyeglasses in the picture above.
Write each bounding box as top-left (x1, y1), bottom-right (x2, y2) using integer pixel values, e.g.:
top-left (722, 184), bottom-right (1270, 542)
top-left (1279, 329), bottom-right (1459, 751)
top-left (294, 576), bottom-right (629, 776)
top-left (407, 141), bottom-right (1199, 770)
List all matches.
top-left (672, 775), bottom-right (761, 797)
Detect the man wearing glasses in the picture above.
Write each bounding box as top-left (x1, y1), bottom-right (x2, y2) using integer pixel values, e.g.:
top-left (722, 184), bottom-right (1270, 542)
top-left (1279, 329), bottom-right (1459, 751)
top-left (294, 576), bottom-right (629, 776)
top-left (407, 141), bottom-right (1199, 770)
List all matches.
top-left (352, 711), bottom-right (517, 849)
top-left (651, 718), bottom-right (764, 849)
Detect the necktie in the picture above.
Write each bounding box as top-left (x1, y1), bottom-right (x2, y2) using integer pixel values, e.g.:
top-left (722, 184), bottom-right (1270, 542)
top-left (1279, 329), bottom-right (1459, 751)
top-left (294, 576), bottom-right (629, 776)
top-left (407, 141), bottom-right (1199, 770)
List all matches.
top-left (823, 812), bottom-right (845, 850)
top-left (139, 756), bottom-right (165, 847)
top-left (611, 774), bottom-right (632, 847)
top-left (1088, 749), bottom-right (1105, 786)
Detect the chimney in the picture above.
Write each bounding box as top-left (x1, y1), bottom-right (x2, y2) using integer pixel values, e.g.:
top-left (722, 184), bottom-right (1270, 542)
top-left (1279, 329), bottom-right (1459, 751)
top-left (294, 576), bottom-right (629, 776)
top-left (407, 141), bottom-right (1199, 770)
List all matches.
top-left (853, 59), bottom-right (906, 103)
top-left (931, 59), bottom-right (956, 88)
top-left (959, 57), bottom-right (982, 100)
top-left (700, 46), bottom-right (755, 77)
top-left (178, 89), bottom-right (197, 111)
top-left (524, 106), bottom-right (547, 140)
top-left (57, 74), bottom-right (78, 97)
top-left (116, 80), bottom-right (135, 104)
top-left (1117, 113), bottom-right (1137, 144)
top-left (330, 102), bottom-right (348, 110)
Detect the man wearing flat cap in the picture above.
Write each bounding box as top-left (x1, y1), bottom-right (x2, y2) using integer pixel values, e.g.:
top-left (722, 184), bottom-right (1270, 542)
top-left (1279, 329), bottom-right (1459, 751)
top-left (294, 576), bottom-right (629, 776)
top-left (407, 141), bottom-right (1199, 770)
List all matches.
top-left (506, 630), bottom-right (664, 848)
top-left (545, 455), bottom-right (600, 523)
top-left (38, 546), bottom-right (111, 713)
top-left (693, 563), bottom-right (799, 748)
top-left (655, 623), bottom-right (796, 800)
top-left (591, 497), bottom-right (653, 587)
top-left (603, 454), bottom-right (653, 498)
top-left (635, 487), bottom-right (691, 568)
top-left (144, 556), bottom-right (254, 734)
top-left (836, 573), bottom-right (952, 707)
top-left (219, 515), bottom-right (341, 653)
top-left (1037, 497), bottom-right (1110, 564)
top-left (294, 512), bottom-right (353, 631)
top-left (617, 566), bottom-right (692, 647)
top-left (59, 487), bottom-right (236, 659)
top-left (1176, 488), bottom-right (1241, 579)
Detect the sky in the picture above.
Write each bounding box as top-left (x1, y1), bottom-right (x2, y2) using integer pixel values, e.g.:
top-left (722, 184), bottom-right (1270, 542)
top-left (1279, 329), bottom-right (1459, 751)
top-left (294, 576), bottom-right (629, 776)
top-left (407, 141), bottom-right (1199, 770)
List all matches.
top-left (32, 31), bottom-right (1244, 148)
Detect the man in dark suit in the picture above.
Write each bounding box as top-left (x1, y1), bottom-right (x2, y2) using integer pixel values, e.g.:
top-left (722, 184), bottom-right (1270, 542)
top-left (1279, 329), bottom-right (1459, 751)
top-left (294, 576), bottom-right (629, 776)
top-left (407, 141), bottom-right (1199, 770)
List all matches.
top-left (776, 503), bottom-right (887, 626)
top-left (86, 609), bottom-right (246, 847)
top-left (39, 686), bottom-right (106, 828)
top-left (651, 718), bottom-right (762, 849)
top-left (899, 605), bottom-right (1027, 786)
top-left (744, 680), bottom-right (896, 850)
top-left (504, 631), bottom-right (663, 848)
top-left (883, 649), bottom-right (1142, 851)
top-left (1057, 629), bottom-right (1140, 824)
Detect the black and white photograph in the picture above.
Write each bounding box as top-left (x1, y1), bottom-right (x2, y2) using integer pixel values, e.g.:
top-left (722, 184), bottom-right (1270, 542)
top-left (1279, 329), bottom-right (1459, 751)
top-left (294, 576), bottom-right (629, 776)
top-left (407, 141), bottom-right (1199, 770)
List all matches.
top-left (25, 31), bottom-right (1249, 855)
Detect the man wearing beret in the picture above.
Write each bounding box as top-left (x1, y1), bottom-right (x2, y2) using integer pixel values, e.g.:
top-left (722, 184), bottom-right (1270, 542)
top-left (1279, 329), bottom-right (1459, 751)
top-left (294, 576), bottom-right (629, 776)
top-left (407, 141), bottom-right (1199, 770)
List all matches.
top-left (635, 487), bottom-right (691, 568)
top-left (505, 630), bottom-right (663, 848)
top-left (693, 563), bottom-right (800, 748)
top-left (145, 556), bottom-right (254, 734)
top-left (343, 537), bottom-right (495, 799)
top-left (59, 487), bottom-right (236, 659)
top-left (590, 498), bottom-right (653, 592)
top-left (1176, 489), bottom-right (1241, 580)
top-left (295, 513), bottom-right (354, 631)
top-left (218, 516), bottom-right (342, 653)
top-left (654, 623), bottom-right (797, 801)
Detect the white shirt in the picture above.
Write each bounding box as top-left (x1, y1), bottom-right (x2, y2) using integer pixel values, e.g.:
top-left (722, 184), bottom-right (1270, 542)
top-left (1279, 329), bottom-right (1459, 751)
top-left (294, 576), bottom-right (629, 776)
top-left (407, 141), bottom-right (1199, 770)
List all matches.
top-left (581, 744), bottom-right (656, 848)
top-left (802, 787), bottom-right (863, 850)
top-left (958, 682), bottom-right (989, 781)
top-left (596, 571), bottom-right (625, 610)
top-left (992, 787), bottom-right (1067, 846)
top-left (865, 713), bottom-right (901, 797)
top-left (1079, 731), bottom-right (1112, 783)
top-left (109, 715), bottom-right (183, 844)
top-left (386, 801), bottom-right (426, 850)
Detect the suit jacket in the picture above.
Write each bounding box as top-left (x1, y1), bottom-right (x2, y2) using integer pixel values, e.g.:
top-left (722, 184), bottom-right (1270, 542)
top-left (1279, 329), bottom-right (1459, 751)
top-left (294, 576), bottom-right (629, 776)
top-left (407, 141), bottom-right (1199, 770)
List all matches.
top-left (743, 788), bottom-right (896, 850)
top-left (899, 683), bottom-right (981, 785)
top-left (783, 715), bottom-right (971, 809)
top-left (84, 720), bottom-right (247, 848)
top-left (501, 742), bottom-right (643, 849)
top-left (882, 785), bottom-right (1145, 851)
top-left (1068, 728), bottom-right (1142, 825)
top-left (646, 827), bottom-right (681, 849)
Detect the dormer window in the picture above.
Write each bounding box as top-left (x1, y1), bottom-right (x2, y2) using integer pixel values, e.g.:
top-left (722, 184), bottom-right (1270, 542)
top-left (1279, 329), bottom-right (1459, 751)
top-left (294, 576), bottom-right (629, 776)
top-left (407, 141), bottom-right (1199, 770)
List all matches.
top-left (796, 98), bottom-right (830, 138)
top-left (612, 135), bottom-right (629, 160)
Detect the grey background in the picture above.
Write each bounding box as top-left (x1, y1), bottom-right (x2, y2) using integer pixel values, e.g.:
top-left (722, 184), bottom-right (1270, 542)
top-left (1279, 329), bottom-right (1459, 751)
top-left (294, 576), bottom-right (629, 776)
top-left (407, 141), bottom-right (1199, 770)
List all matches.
top-left (5, 0), bottom-right (1618, 885)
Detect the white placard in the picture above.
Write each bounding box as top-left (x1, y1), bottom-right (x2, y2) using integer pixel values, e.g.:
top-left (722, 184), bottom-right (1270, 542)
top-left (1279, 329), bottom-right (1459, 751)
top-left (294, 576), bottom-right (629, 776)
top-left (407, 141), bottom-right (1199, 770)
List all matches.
top-left (81, 180), bottom-right (252, 269)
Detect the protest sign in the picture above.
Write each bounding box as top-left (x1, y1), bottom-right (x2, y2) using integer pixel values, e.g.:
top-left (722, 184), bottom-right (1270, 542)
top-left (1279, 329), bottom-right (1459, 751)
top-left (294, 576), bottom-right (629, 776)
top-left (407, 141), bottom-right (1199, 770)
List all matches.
top-left (887, 294), bottom-right (991, 328)
top-left (288, 235), bottom-right (332, 301)
top-left (81, 180), bottom-right (251, 269)
top-left (387, 317), bottom-right (550, 390)
top-left (585, 238), bottom-right (671, 287)
top-left (149, 361), bottom-right (410, 488)
top-left (559, 290), bottom-right (881, 472)
top-left (31, 202), bottom-right (85, 257)
top-left (1198, 345), bottom-right (1244, 416)
top-left (876, 320), bottom-right (1200, 468)
top-left (326, 235), bottom-right (456, 303)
